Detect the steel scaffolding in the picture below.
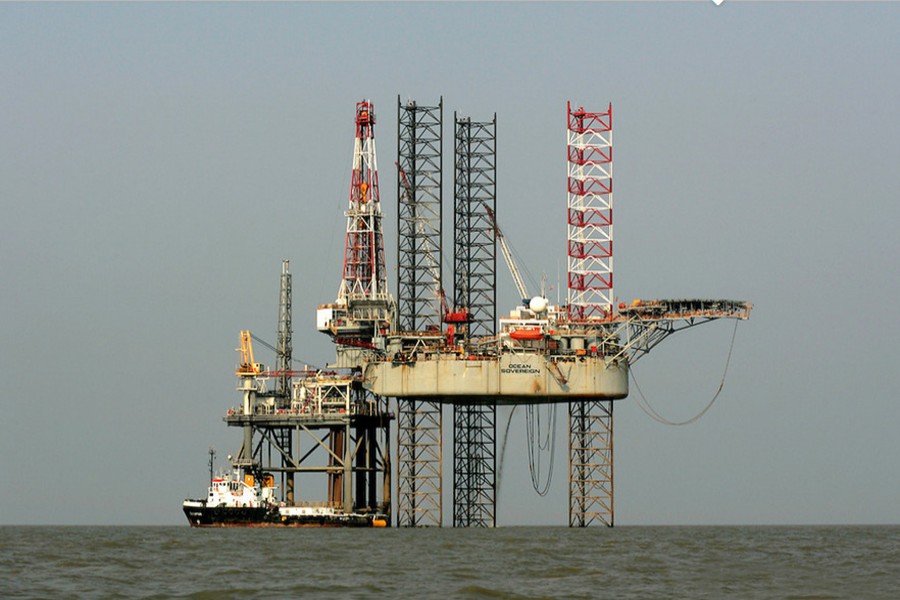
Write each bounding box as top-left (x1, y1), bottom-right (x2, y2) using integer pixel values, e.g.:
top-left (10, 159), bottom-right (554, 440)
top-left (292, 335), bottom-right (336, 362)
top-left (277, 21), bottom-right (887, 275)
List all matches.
top-left (568, 399), bottom-right (614, 527)
top-left (396, 98), bottom-right (444, 527)
top-left (453, 113), bottom-right (497, 527)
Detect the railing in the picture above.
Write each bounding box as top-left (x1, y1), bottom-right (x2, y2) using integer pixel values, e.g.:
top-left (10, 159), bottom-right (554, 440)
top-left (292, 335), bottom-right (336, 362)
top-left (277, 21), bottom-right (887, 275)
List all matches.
top-left (288, 500), bottom-right (341, 509)
top-left (227, 401), bottom-right (384, 419)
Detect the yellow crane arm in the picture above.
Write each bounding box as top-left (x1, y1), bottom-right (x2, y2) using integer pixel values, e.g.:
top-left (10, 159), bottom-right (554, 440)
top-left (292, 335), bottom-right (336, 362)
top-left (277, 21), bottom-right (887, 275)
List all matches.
top-left (236, 330), bottom-right (262, 376)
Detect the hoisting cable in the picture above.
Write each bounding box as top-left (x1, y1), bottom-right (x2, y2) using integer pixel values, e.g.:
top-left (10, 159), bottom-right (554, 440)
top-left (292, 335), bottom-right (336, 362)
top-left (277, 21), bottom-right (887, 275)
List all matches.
top-left (525, 403), bottom-right (557, 496)
top-left (498, 218), bottom-right (541, 299)
top-left (631, 320), bottom-right (740, 426)
top-left (496, 405), bottom-right (518, 508)
top-left (249, 333), bottom-right (324, 372)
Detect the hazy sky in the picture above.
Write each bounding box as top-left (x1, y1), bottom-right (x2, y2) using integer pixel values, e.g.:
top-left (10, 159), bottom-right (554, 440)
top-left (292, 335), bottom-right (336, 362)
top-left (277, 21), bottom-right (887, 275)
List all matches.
top-left (2, 2), bottom-right (898, 526)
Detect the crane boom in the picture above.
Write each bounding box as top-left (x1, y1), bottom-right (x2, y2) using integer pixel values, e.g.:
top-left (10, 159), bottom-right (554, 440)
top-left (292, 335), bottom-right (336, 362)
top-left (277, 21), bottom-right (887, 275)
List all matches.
top-left (236, 330), bottom-right (263, 376)
top-left (486, 207), bottom-right (529, 303)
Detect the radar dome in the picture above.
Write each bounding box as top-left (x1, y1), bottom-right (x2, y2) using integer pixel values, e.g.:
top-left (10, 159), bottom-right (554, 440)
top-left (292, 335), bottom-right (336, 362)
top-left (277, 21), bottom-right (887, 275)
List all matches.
top-left (529, 296), bottom-right (548, 314)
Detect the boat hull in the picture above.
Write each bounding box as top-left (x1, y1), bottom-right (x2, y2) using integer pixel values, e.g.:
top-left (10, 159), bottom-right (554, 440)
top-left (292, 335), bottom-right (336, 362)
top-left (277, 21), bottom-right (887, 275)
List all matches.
top-left (182, 502), bottom-right (382, 528)
top-left (182, 503), bottom-right (274, 527)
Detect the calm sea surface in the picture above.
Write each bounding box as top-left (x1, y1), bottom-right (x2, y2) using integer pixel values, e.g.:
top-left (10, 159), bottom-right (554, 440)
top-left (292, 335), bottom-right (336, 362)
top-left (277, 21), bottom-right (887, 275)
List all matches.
top-left (1, 526), bottom-right (897, 599)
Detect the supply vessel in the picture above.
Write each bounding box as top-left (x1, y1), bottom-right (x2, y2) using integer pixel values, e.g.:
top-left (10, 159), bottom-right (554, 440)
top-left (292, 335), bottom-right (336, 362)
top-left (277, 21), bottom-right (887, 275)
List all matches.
top-left (182, 467), bottom-right (387, 527)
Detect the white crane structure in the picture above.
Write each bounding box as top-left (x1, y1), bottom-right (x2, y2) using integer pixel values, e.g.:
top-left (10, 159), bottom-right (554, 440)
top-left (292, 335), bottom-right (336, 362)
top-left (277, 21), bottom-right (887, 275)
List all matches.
top-left (485, 207), bottom-right (530, 306)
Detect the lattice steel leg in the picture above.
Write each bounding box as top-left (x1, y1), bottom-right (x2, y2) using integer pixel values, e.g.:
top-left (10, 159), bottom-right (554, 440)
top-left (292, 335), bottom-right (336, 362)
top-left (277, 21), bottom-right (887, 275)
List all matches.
top-left (397, 98), bottom-right (444, 333)
top-left (569, 400), bottom-right (614, 527)
top-left (453, 403), bottom-right (496, 527)
top-left (397, 398), bottom-right (443, 527)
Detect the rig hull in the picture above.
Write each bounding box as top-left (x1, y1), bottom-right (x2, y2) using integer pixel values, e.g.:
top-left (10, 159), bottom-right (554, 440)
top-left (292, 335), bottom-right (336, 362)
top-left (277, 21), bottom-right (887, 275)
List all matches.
top-left (364, 353), bottom-right (629, 404)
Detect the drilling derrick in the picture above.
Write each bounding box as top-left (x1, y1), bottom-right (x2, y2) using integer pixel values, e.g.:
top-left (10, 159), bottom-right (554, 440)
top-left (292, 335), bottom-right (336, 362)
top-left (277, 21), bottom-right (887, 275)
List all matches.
top-left (318, 100), bottom-right (396, 368)
top-left (342, 101), bottom-right (387, 302)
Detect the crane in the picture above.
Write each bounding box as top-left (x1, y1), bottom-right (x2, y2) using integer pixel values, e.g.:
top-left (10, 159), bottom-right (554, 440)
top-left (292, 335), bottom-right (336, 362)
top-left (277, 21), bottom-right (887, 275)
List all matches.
top-left (485, 206), bottom-right (532, 308)
top-left (236, 330), bottom-right (263, 376)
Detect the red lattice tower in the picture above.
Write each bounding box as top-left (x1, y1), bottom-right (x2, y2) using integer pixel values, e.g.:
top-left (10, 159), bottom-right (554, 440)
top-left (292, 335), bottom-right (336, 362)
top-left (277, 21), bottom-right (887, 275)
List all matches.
top-left (567, 102), bottom-right (613, 319)
top-left (339, 100), bottom-right (387, 302)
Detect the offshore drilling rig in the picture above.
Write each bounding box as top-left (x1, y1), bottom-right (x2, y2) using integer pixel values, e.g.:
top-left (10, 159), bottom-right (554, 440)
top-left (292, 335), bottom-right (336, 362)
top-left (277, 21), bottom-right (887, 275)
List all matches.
top-left (200, 98), bottom-right (751, 528)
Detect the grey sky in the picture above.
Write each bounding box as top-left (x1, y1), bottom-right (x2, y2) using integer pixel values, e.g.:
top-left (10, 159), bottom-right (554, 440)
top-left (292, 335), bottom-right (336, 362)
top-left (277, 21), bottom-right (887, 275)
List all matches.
top-left (2, 2), bottom-right (898, 525)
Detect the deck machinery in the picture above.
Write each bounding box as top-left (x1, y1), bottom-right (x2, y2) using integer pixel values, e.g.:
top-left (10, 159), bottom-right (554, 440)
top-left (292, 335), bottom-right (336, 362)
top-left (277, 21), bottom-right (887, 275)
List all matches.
top-left (222, 99), bottom-right (751, 528)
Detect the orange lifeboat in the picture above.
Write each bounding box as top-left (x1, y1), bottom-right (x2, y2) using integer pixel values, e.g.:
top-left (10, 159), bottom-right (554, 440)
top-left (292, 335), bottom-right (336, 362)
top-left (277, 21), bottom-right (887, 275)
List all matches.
top-left (509, 327), bottom-right (544, 341)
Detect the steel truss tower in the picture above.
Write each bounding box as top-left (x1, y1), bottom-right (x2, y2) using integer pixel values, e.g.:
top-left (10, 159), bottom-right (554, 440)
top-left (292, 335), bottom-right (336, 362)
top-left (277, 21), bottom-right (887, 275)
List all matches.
top-left (567, 102), bottom-right (613, 319)
top-left (318, 100), bottom-right (395, 369)
top-left (340, 101), bottom-right (388, 303)
top-left (454, 114), bottom-right (497, 336)
top-left (569, 399), bottom-right (613, 527)
top-left (453, 114), bottom-right (497, 527)
top-left (567, 101), bottom-right (615, 527)
top-left (396, 98), bottom-right (444, 528)
top-left (275, 260), bottom-right (294, 504)
top-left (397, 97), bottom-right (443, 331)
top-left (276, 260), bottom-right (293, 396)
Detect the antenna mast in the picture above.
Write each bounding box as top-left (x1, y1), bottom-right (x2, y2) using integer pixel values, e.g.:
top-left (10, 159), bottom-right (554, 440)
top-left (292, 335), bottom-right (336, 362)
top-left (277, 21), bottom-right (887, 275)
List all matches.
top-left (208, 446), bottom-right (216, 486)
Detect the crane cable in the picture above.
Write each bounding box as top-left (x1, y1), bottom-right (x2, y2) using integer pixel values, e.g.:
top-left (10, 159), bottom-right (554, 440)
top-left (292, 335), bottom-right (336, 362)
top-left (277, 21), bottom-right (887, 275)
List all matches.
top-left (249, 333), bottom-right (324, 372)
top-left (497, 403), bottom-right (558, 501)
top-left (631, 320), bottom-right (740, 426)
top-left (496, 215), bottom-right (541, 299)
top-left (525, 403), bottom-right (557, 496)
top-left (496, 405), bottom-right (518, 509)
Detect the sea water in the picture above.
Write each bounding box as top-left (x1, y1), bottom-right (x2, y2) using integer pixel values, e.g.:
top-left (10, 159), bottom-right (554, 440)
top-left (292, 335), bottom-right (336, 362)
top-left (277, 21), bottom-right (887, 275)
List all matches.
top-left (1, 525), bottom-right (898, 599)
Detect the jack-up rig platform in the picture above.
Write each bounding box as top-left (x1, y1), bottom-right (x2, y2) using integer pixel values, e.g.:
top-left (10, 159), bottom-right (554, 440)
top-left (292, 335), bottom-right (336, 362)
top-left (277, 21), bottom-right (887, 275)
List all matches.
top-left (183, 98), bottom-right (751, 528)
